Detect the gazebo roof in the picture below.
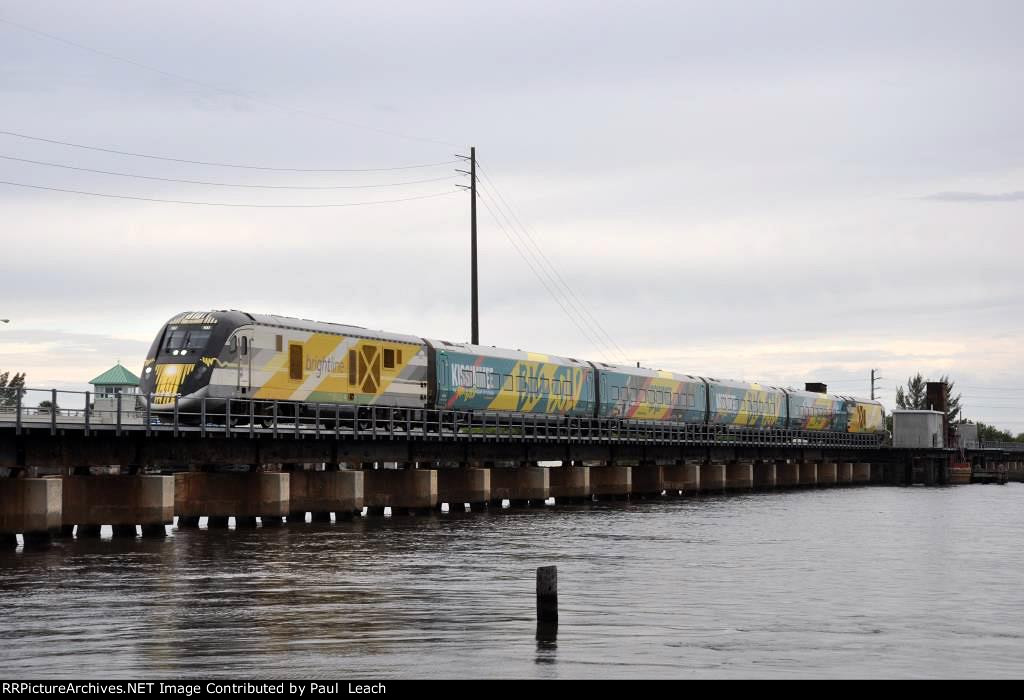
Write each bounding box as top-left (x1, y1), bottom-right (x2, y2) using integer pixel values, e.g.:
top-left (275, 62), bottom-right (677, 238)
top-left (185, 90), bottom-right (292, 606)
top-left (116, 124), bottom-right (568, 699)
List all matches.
top-left (89, 363), bottom-right (140, 387)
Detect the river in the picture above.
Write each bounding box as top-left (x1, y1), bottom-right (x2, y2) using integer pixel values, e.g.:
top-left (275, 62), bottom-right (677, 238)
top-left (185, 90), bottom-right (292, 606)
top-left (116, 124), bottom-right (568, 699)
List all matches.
top-left (2, 483), bottom-right (1022, 679)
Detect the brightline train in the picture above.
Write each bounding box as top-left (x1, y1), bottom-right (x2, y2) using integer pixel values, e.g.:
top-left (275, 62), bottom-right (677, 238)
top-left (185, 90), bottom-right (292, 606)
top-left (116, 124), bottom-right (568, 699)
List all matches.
top-left (139, 310), bottom-right (886, 434)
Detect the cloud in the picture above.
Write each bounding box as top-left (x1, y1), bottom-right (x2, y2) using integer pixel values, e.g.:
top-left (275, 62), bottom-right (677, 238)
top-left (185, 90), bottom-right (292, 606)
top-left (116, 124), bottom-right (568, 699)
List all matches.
top-left (1, 1), bottom-right (1023, 432)
top-left (922, 191), bottom-right (1024, 202)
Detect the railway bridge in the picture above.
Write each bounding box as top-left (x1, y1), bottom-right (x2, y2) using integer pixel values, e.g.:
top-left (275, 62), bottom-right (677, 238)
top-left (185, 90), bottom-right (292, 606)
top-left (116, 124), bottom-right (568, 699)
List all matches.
top-left (2, 390), bottom-right (1022, 547)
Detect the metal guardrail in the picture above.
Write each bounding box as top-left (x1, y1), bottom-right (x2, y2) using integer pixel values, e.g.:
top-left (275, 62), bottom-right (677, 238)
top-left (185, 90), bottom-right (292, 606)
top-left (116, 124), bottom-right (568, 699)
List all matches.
top-left (961, 440), bottom-right (1024, 453)
top-left (0, 387), bottom-right (897, 449)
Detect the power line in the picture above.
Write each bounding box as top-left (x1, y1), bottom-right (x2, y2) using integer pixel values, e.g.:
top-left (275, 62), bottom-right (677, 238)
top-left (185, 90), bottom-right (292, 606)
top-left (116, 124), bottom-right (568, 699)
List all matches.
top-left (960, 385), bottom-right (1024, 392)
top-left (0, 178), bottom-right (458, 208)
top-left (477, 186), bottom-right (612, 361)
top-left (0, 129), bottom-right (458, 172)
top-left (0, 153), bottom-right (459, 189)
top-left (476, 189), bottom-right (613, 362)
top-left (0, 16), bottom-right (458, 148)
top-left (477, 183), bottom-right (618, 363)
top-left (477, 162), bottom-right (630, 364)
top-left (476, 163), bottom-right (630, 365)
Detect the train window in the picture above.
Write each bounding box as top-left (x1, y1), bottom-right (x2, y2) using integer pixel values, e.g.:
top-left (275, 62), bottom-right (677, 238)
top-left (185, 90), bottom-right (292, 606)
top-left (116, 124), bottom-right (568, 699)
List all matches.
top-left (531, 377), bottom-right (540, 393)
top-left (275, 335), bottom-right (283, 352)
top-left (383, 348), bottom-right (395, 369)
top-left (541, 378), bottom-right (549, 393)
top-left (164, 328), bottom-right (187, 351)
top-left (289, 345), bottom-right (303, 380)
top-left (229, 336), bottom-right (237, 353)
top-left (461, 369), bottom-right (473, 388)
top-left (487, 374), bottom-right (499, 390)
top-left (241, 336), bottom-right (248, 356)
top-left (396, 349), bottom-right (403, 365)
top-left (475, 371), bottom-right (487, 389)
top-left (349, 350), bottom-right (357, 385)
top-left (552, 380), bottom-right (561, 395)
top-left (518, 376), bottom-right (528, 392)
top-left (564, 381), bottom-right (572, 397)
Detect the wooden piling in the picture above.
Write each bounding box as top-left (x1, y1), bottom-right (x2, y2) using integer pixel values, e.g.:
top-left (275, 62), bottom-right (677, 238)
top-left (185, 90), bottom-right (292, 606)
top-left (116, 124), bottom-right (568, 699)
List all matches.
top-left (536, 565), bottom-right (558, 623)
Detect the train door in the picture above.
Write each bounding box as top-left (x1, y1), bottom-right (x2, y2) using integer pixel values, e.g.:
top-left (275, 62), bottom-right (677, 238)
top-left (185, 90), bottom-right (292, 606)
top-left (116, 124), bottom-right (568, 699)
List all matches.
top-left (438, 355), bottom-right (449, 406)
top-left (236, 333), bottom-right (252, 394)
top-left (355, 343), bottom-right (382, 399)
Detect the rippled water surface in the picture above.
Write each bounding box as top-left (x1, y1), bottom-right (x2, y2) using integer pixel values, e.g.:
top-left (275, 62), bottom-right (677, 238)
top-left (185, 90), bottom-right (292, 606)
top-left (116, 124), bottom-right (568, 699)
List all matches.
top-left (2, 484), bottom-right (1023, 679)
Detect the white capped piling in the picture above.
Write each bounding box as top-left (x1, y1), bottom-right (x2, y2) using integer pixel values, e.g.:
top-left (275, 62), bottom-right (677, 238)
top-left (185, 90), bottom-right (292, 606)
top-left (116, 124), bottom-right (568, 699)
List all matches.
top-left (536, 565), bottom-right (558, 623)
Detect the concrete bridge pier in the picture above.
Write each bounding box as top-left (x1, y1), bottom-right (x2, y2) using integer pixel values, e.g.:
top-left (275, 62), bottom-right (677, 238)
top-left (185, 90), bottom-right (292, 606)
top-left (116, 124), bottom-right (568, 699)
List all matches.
top-left (776, 460), bottom-right (799, 488)
top-left (725, 461), bottom-right (754, 491)
top-left (853, 463), bottom-right (871, 484)
top-left (590, 465), bottom-right (631, 500)
top-left (884, 462), bottom-right (910, 485)
top-left (76, 524), bottom-right (102, 537)
top-left (663, 461), bottom-right (699, 495)
top-left (548, 464), bottom-right (590, 503)
top-left (175, 471), bottom-right (289, 527)
top-left (817, 462), bottom-right (838, 486)
top-left (838, 462), bottom-right (854, 485)
top-left (363, 468), bottom-right (437, 515)
top-left (799, 462), bottom-right (817, 487)
top-left (489, 466), bottom-right (548, 507)
top-left (700, 462), bottom-right (726, 493)
top-left (437, 467), bottom-right (491, 511)
top-left (870, 463), bottom-right (885, 484)
top-left (753, 460), bottom-right (777, 490)
top-left (0, 478), bottom-right (62, 548)
top-left (288, 468), bottom-right (365, 522)
top-left (632, 463), bottom-right (664, 497)
top-left (62, 475), bottom-right (174, 539)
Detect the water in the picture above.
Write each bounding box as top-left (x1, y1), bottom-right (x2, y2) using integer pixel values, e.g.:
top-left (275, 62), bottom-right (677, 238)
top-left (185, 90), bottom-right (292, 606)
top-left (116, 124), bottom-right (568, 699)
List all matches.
top-left (2, 484), bottom-right (1023, 679)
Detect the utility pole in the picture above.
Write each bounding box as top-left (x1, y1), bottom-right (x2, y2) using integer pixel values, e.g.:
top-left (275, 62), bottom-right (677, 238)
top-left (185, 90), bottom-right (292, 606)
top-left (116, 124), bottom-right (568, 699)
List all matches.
top-left (456, 147), bottom-right (479, 345)
top-left (871, 369), bottom-right (883, 400)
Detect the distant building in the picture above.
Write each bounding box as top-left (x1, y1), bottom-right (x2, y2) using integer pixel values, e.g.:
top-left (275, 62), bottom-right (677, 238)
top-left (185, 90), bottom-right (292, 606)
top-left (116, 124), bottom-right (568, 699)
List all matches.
top-left (88, 363), bottom-right (140, 399)
top-left (892, 409), bottom-right (945, 448)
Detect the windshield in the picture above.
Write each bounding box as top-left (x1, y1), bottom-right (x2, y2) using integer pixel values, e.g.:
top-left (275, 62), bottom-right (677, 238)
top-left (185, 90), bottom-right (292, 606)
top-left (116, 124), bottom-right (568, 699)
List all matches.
top-left (163, 326), bottom-right (212, 353)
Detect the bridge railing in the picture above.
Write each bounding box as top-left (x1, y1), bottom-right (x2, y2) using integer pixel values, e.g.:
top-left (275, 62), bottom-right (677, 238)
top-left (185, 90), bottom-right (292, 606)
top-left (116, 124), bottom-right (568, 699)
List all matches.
top-left (0, 386), bottom-right (896, 449)
top-left (961, 440), bottom-right (1024, 453)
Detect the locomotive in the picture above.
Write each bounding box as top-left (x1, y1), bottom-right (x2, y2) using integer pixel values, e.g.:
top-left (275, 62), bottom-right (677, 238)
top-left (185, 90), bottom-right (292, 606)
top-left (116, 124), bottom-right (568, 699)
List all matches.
top-left (139, 310), bottom-right (886, 434)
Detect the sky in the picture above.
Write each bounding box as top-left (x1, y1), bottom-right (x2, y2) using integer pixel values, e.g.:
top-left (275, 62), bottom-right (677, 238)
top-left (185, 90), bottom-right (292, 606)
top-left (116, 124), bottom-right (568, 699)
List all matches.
top-left (0, 1), bottom-right (1022, 431)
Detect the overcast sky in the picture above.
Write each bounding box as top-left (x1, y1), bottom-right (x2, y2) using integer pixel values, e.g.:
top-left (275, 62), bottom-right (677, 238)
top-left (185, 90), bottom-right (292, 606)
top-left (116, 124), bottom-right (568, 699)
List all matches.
top-left (1, 1), bottom-right (1022, 430)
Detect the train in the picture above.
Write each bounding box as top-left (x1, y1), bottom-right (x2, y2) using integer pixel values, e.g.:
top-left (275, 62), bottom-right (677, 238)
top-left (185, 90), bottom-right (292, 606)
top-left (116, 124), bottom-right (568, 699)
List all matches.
top-left (139, 310), bottom-right (886, 434)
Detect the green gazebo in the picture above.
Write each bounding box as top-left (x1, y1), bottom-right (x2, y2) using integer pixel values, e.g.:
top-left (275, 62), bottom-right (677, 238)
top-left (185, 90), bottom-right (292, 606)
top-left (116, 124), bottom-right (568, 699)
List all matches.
top-left (88, 363), bottom-right (140, 399)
